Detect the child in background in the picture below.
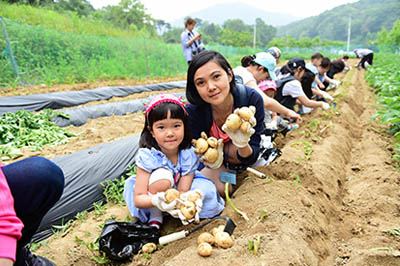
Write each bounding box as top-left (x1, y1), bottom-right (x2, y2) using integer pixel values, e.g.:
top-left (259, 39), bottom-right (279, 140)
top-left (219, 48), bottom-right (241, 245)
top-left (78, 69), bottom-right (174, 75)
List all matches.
top-left (259, 80), bottom-right (298, 134)
top-left (306, 52), bottom-right (325, 90)
top-left (123, 94), bottom-right (224, 229)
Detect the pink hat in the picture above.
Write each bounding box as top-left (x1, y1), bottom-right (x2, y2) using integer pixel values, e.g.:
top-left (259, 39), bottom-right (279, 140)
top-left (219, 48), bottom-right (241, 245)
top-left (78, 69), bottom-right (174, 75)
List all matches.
top-left (259, 80), bottom-right (277, 92)
top-left (145, 94), bottom-right (188, 117)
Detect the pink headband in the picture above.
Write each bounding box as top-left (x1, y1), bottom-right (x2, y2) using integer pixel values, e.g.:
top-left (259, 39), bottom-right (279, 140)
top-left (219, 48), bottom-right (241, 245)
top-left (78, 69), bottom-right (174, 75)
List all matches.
top-left (145, 94), bottom-right (188, 117)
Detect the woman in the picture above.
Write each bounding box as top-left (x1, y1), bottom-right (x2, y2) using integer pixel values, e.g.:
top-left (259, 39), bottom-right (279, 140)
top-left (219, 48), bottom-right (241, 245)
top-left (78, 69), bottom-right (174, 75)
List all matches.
top-left (185, 50), bottom-right (264, 196)
top-left (233, 52), bottom-right (301, 122)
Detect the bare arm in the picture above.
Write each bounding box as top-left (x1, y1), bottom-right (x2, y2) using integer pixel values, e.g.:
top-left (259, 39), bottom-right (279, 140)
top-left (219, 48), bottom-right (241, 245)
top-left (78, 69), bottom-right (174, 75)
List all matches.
top-left (0, 258), bottom-right (13, 266)
top-left (177, 174), bottom-right (194, 192)
top-left (314, 75), bottom-right (325, 89)
top-left (133, 167), bottom-right (153, 209)
top-left (297, 95), bottom-right (324, 109)
top-left (246, 80), bottom-right (301, 122)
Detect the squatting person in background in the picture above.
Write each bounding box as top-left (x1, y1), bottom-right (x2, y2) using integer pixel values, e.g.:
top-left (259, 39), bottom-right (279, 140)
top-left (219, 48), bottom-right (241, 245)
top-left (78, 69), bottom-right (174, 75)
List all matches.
top-left (353, 48), bottom-right (374, 69)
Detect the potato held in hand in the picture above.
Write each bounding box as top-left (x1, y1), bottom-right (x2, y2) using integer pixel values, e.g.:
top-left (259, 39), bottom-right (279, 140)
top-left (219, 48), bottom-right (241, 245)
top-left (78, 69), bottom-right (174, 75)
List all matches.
top-left (225, 113), bottom-right (242, 130)
top-left (180, 200), bottom-right (196, 219)
top-left (165, 188), bottom-right (180, 203)
top-left (192, 132), bottom-right (222, 166)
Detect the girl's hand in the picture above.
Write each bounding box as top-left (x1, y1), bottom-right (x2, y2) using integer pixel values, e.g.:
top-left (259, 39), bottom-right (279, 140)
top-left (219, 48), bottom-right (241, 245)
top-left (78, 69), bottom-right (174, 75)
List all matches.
top-left (150, 192), bottom-right (177, 212)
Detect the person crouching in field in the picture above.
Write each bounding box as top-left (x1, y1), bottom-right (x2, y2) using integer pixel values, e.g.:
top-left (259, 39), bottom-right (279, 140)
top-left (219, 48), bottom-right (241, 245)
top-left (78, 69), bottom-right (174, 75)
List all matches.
top-left (123, 94), bottom-right (224, 229)
top-left (275, 57), bottom-right (330, 112)
top-left (353, 48), bottom-right (374, 69)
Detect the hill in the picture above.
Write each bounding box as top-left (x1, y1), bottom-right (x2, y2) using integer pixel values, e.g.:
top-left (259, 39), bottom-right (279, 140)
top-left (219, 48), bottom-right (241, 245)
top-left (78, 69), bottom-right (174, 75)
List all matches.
top-left (170, 2), bottom-right (302, 27)
top-left (277, 0), bottom-right (400, 44)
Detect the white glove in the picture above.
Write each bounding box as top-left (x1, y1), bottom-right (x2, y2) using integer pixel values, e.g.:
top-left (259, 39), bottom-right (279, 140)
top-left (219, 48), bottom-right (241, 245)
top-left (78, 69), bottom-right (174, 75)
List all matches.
top-left (150, 192), bottom-right (178, 212)
top-left (330, 79), bottom-right (341, 86)
top-left (321, 102), bottom-right (330, 110)
top-left (222, 122), bottom-right (255, 148)
top-left (321, 91), bottom-right (334, 101)
top-left (170, 190), bottom-right (203, 225)
top-left (222, 107), bottom-right (256, 148)
top-left (200, 139), bottom-right (224, 169)
top-left (265, 120), bottom-right (278, 130)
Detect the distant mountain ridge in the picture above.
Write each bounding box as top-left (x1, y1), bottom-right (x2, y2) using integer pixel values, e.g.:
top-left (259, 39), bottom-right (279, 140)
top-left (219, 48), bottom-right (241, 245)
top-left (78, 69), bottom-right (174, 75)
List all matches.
top-left (277, 0), bottom-right (400, 44)
top-left (170, 2), bottom-right (302, 27)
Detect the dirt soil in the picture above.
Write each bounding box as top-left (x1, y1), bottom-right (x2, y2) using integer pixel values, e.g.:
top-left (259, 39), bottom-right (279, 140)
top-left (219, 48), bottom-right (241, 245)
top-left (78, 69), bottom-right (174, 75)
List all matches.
top-left (18, 67), bottom-right (400, 265)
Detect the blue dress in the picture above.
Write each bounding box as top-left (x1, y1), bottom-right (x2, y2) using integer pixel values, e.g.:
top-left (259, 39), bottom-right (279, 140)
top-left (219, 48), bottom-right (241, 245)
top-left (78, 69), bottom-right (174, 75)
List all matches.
top-left (123, 147), bottom-right (225, 224)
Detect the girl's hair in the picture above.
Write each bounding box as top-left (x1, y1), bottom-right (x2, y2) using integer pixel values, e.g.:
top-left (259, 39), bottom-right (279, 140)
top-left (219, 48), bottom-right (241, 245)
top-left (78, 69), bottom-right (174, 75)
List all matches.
top-left (139, 101), bottom-right (192, 151)
top-left (280, 57), bottom-right (305, 75)
top-left (320, 57), bottom-right (331, 68)
top-left (342, 55), bottom-right (349, 60)
top-left (186, 50), bottom-right (236, 105)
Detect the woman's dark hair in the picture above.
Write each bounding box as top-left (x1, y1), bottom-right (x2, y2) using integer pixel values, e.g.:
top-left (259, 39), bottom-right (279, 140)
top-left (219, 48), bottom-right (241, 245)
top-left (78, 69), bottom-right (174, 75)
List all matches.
top-left (342, 55), bottom-right (349, 60)
top-left (331, 59), bottom-right (345, 72)
top-left (301, 69), bottom-right (315, 99)
top-left (185, 17), bottom-right (196, 27)
top-left (186, 50), bottom-right (236, 105)
top-left (241, 55), bottom-right (256, 67)
top-left (139, 102), bottom-right (192, 151)
top-left (320, 57), bottom-right (331, 68)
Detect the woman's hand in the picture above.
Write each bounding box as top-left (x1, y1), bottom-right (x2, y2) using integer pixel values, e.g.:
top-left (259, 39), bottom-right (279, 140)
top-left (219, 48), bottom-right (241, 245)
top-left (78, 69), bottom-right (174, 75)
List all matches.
top-left (222, 106), bottom-right (256, 148)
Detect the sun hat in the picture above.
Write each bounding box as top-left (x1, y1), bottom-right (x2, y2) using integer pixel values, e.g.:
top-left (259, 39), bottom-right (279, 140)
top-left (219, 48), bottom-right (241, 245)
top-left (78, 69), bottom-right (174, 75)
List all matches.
top-left (145, 94), bottom-right (187, 118)
top-left (258, 80), bottom-right (277, 92)
top-left (253, 52), bottom-right (277, 80)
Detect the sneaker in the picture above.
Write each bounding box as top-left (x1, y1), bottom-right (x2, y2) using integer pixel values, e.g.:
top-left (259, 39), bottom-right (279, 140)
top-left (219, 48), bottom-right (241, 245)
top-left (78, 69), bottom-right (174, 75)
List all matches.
top-left (287, 124), bottom-right (299, 132)
top-left (148, 220), bottom-right (162, 231)
top-left (15, 247), bottom-right (56, 266)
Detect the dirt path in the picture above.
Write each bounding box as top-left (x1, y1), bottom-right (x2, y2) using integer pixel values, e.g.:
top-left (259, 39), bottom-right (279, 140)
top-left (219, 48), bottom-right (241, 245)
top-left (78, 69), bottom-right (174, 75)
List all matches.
top-left (32, 69), bottom-right (400, 266)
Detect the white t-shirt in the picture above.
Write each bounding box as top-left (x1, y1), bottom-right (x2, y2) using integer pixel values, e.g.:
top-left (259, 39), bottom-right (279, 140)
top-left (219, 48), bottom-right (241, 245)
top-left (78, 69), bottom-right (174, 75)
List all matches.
top-left (282, 79), bottom-right (305, 98)
top-left (233, 66), bottom-right (255, 85)
top-left (355, 49), bottom-right (373, 57)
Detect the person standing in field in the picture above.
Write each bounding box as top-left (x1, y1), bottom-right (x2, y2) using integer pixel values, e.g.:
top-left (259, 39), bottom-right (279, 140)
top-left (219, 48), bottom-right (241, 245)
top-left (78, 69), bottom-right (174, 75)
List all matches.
top-left (353, 48), bottom-right (374, 69)
top-left (181, 18), bottom-right (205, 65)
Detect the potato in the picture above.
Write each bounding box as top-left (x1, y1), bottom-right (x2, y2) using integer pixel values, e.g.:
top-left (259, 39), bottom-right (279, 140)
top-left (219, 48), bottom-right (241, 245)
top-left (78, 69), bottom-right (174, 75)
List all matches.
top-left (215, 231), bottom-right (233, 249)
top-left (197, 232), bottom-right (215, 245)
top-left (142, 242), bottom-right (157, 254)
top-left (240, 121), bottom-right (250, 133)
top-left (165, 188), bottom-right (180, 203)
top-left (187, 191), bottom-right (202, 203)
top-left (237, 107), bottom-right (253, 121)
top-left (193, 138), bottom-right (208, 154)
top-left (180, 200), bottom-right (196, 219)
top-left (225, 113), bottom-right (242, 130)
top-left (207, 137), bottom-right (218, 148)
top-left (204, 148), bottom-right (218, 163)
top-left (197, 242), bottom-right (212, 257)
top-left (211, 225), bottom-right (224, 236)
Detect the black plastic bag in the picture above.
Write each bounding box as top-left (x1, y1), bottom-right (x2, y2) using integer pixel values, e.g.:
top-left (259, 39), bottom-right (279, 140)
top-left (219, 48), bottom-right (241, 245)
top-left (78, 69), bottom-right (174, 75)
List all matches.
top-left (99, 219), bottom-right (160, 261)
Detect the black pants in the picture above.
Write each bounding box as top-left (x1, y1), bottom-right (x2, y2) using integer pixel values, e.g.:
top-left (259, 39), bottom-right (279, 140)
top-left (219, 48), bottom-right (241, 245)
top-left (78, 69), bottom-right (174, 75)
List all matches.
top-left (2, 157), bottom-right (64, 260)
top-left (359, 53), bottom-right (373, 68)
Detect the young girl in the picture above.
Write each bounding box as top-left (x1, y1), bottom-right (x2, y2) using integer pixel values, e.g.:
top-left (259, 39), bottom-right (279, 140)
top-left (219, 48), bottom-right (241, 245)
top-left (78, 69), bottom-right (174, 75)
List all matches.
top-left (275, 57), bottom-right (330, 112)
top-left (123, 94), bottom-right (224, 229)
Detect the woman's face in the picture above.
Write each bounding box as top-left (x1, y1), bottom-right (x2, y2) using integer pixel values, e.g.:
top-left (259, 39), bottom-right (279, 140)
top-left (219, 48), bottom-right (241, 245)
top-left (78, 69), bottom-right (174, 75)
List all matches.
top-left (252, 66), bottom-right (270, 83)
top-left (193, 61), bottom-right (233, 106)
top-left (294, 68), bottom-right (305, 81)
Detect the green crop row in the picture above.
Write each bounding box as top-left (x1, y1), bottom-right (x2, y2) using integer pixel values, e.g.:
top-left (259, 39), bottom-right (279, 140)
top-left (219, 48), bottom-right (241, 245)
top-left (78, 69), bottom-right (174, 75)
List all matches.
top-left (0, 109), bottom-right (76, 161)
top-left (365, 53), bottom-right (400, 163)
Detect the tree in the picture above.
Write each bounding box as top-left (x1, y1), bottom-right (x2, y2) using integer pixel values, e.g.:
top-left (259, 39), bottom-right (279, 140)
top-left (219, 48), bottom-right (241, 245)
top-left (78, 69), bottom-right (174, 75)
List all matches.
top-left (55, 0), bottom-right (94, 17)
top-left (154, 20), bottom-right (171, 36)
top-left (101, 0), bottom-right (154, 33)
top-left (217, 29), bottom-right (252, 47)
top-left (255, 18), bottom-right (276, 47)
top-left (223, 19), bottom-right (251, 33)
top-left (161, 27), bottom-right (183, 44)
top-left (199, 22), bottom-right (222, 44)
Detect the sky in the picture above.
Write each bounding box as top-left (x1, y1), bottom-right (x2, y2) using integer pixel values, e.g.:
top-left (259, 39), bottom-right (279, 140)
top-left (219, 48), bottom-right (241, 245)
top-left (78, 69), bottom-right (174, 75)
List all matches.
top-left (88, 0), bottom-right (359, 22)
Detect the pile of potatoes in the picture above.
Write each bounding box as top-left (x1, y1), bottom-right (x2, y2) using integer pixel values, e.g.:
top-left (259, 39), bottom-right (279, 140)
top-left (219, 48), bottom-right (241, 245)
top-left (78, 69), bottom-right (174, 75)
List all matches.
top-left (224, 106), bottom-right (256, 133)
top-left (192, 132), bottom-right (220, 164)
top-left (197, 225), bottom-right (234, 257)
top-left (164, 188), bottom-right (202, 220)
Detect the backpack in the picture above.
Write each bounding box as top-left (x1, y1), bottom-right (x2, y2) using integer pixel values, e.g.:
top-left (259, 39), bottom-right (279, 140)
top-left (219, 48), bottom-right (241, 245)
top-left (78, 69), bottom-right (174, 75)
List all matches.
top-left (274, 75), bottom-right (296, 110)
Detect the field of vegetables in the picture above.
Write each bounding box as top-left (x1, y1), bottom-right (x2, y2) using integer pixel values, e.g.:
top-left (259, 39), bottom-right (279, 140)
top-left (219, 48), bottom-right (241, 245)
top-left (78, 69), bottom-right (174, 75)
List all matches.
top-left (0, 58), bottom-right (397, 266)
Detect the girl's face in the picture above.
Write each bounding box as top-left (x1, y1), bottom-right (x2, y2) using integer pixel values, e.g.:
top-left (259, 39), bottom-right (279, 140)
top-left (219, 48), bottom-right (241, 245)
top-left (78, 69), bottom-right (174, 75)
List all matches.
top-left (193, 61), bottom-right (233, 106)
top-left (294, 68), bottom-right (305, 81)
top-left (150, 110), bottom-right (184, 155)
top-left (253, 66), bottom-right (270, 83)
